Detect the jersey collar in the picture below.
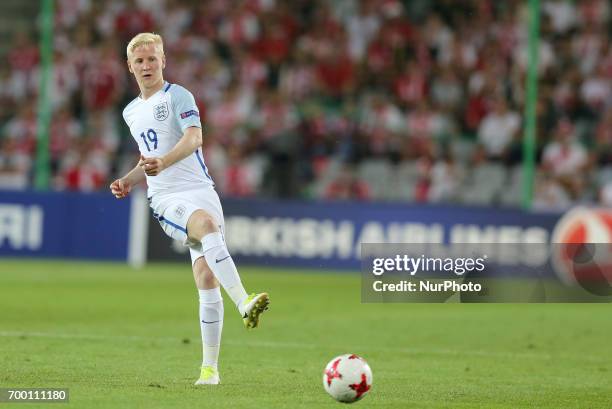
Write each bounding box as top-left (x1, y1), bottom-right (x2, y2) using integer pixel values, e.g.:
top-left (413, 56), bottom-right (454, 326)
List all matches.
top-left (139, 80), bottom-right (168, 101)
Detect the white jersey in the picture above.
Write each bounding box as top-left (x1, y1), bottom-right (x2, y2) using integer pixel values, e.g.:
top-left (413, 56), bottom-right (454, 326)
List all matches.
top-left (122, 81), bottom-right (214, 197)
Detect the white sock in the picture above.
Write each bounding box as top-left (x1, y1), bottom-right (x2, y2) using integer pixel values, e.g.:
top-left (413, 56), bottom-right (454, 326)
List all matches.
top-left (199, 287), bottom-right (223, 369)
top-left (201, 232), bottom-right (248, 312)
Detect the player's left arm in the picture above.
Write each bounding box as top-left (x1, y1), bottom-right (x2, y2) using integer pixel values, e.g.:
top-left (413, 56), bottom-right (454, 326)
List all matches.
top-left (139, 126), bottom-right (202, 176)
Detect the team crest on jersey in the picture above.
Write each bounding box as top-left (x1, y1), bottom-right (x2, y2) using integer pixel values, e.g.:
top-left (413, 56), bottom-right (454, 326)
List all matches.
top-left (153, 102), bottom-right (169, 121)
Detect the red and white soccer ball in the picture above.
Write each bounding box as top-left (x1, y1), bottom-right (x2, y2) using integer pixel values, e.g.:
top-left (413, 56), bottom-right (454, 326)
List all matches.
top-left (323, 354), bottom-right (373, 403)
top-left (551, 207), bottom-right (612, 288)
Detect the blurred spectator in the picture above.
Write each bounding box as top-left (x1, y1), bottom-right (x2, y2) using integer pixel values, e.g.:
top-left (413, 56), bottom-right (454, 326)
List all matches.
top-left (56, 0), bottom-right (91, 30)
top-left (7, 31), bottom-right (38, 77)
top-left (0, 138), bottom-right (30, 190)
top-left (254, 20), bottom-right (292, 71)
top-left (207, 84), bottom-right (254, 144)
top-left (428, 152), bottom-right (463, 203)
top-left (41, 51), bottom-right (79, 110)
top-left (532, 172), bottom-right (572, 211)
top-left (218, 2), bottom-right (261, 47)
top-left (56, 138), bottom-right (107, 191)
top-left (252, 90), bottom-right (299, 141)
top-left (543, 0), bottom-right (576, 34)
top-left (576, 0), bottom-right (610, 26)
top-left (600, 182), bottom-right (612, 207)
top-left (279, 48), bottom-right (315, 101)
top-left (159, 0), bottom-right (192, 45)
top-left (198, 55), bottom-right (232, 105)
top-left (407, 100), bottom-right (447, 140)
top-left (413, 155), bottom-right (433, 203)
top-left (477, 97), bottom-right (521, 160)
top-left (315, 42), bottom-right (356, 98)
top-left (513, 30), bottom-right (556, 75)
top-left (0, 62), bottom-right (27, 109)
top-left (82, 40), bottom-right (124, 114)
top-left (394, 60), bottom-right (428, 107)
top-left (3, 104), bottom-right (37, 155)
top-left (59, 155), bottom-right (106, 191)
top-left (324, 164), bottom-right (370, 201)
top-left (358, 94), bottom-right (404, 150)
top-left (221, 145), bottom-right (258, 197)
top-left (114, 0), bottom-right (155, 43)
top-left (594, 107), bottom-right (612, 165)
top-left (541, 119), bottom-right (589, 198)
top-left (430, 67), bottom-right (464, 113)
top-left (49, 107), bottom-right (81, 169)
top-left (580, 63), bottom-right (610, 111)
top-left (464, 88), bottom-right (491, 134)
top-left (344, 0), bottom-right (380, 61)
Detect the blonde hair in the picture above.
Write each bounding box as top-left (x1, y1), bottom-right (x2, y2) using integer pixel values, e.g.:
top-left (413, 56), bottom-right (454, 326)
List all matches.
top-left (126, 32), bottom-right (164, 59)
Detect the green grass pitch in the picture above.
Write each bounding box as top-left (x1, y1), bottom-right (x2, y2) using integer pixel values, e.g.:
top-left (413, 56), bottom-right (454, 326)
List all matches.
top-left (1, 259), bottom-right (611, 408)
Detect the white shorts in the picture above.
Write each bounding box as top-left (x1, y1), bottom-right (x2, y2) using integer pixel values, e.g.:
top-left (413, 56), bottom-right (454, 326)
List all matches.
top-left (148, 186), bottom-right (225, 264)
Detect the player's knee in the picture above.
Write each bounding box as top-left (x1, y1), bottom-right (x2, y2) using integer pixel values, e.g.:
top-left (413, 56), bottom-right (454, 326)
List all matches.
top-left (193, 258), bottom-right (219, 289)
top-left (203, 269), bottom-right (218, 288)
top-left (199, 214), bottom-right (218, 234)
top-left (188, 211), bottom-right (219, 240)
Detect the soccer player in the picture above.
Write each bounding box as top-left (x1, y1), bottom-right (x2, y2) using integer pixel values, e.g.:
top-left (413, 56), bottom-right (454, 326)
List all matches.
top-left (109, 32), bottom-right (269, 385)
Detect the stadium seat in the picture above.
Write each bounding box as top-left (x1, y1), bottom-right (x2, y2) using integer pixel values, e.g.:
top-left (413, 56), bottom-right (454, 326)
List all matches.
top-left (597, 166), bottom-right (612, 188)
top-left (450, 138), bottom-right (477, 163)
top-left (499, 165), bottom-right (523, 207)
top-left (459, 163), bottom-right (508, 206)
top-left (390, 161), bottom-right (420, 201)
top-left (357, 159), bottom-right (394, 200)
top-left (311, 158), bottom-right (344, 197)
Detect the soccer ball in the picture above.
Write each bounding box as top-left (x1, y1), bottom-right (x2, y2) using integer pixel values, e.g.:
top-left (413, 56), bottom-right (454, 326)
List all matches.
top-left (322, 354), bottom-right (373, 403)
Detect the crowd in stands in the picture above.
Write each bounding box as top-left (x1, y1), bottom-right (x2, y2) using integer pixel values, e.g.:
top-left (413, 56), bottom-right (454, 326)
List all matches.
top-left (0, 0), bottom-right (610, 210)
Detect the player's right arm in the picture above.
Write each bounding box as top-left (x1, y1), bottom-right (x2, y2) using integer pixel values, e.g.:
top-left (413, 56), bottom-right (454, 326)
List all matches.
top-left (109, 162), bottom-right (146, 199)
